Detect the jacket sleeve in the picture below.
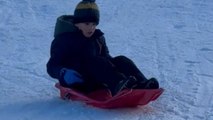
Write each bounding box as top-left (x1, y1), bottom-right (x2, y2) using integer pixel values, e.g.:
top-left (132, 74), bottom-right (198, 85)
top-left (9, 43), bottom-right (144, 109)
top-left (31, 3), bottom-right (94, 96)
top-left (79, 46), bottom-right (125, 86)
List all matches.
top-left (99, 36), bottom-right (113, 60)
top-left (46, 36), bottom-right (67, 79)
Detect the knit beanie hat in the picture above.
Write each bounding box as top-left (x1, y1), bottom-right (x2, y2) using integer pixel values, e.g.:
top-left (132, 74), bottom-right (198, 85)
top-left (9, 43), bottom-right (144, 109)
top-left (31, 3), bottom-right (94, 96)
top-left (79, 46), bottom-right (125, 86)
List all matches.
top-left (74, 0), bottom-right (100, 25)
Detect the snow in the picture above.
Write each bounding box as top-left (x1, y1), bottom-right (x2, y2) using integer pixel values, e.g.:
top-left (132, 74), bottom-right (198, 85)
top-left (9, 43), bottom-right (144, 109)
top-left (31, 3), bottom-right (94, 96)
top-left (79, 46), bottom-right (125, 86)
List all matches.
top-left (0, 0), bottom-right (213, 120)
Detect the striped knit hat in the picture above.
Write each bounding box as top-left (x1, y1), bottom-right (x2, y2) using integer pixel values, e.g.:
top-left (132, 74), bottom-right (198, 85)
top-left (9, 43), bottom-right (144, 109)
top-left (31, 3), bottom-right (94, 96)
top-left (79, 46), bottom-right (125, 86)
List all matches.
top-left (74, 0), bottom-right (100, 25)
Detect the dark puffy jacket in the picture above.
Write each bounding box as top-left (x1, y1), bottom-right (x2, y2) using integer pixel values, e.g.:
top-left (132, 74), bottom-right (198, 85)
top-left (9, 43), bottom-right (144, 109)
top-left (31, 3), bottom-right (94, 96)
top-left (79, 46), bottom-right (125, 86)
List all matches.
top-left (46, 15), bottom-right (112, 79)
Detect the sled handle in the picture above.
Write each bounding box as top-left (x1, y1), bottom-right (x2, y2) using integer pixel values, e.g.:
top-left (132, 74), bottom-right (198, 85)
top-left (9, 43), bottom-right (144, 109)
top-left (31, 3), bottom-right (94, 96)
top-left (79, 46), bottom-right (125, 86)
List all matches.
top-left (107, 89), bottom-right (133, 101)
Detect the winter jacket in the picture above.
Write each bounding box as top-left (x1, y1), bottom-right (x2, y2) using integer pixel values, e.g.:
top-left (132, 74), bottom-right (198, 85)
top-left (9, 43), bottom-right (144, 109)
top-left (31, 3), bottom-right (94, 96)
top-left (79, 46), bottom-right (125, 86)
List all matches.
top-left (46, 15), bottom-right (112, 80)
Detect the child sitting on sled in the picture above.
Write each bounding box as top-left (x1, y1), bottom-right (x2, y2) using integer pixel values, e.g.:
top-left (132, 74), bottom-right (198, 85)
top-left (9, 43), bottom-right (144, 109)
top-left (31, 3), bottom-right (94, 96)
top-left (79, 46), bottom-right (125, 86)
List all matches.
top-left (46, 0), bottom-right (159, 96)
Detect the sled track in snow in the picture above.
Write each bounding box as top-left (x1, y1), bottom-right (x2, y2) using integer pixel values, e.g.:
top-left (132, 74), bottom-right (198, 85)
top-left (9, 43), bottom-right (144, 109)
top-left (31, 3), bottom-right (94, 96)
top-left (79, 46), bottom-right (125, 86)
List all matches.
top-left (153, 0), bottom-right (213, 119)
top-left (193, 0), bottom-right (213, 119)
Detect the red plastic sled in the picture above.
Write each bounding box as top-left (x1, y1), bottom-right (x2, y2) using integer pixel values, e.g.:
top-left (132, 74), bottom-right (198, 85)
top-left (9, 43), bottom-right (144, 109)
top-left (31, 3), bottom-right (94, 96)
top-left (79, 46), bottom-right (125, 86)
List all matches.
top-left (55, 83), bottom-right (164, 109)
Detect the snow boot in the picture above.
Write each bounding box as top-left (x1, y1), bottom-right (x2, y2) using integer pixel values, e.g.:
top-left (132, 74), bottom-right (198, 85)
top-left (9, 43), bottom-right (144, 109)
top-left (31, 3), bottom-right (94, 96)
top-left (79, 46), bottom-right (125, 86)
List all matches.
top-left (135, 78), bottom-right (159, 89)
top-left (111, 76), bottom-right (137, 96)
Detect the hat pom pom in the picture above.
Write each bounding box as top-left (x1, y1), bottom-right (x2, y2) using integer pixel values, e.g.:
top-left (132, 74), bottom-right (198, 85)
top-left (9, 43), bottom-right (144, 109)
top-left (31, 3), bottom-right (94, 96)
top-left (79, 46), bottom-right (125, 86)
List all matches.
top-left (83, 0), bottom-right (95, 2)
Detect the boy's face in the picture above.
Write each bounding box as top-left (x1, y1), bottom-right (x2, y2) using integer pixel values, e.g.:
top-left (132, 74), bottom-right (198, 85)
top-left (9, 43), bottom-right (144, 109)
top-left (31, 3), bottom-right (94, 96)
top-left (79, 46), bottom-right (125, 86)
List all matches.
top-left (75, 22), bottom-right (97, 38)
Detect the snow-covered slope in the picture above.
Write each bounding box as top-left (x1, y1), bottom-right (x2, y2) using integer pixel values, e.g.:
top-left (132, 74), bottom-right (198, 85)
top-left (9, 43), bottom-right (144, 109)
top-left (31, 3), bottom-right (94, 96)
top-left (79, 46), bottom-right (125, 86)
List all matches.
top-left (0, 0), bottom-right (213, 120)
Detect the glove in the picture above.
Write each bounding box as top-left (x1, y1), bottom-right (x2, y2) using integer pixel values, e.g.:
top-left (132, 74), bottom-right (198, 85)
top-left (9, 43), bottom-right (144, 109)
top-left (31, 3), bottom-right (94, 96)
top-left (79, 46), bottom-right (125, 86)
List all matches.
top-left (60, 68), bottom-right (83, 86)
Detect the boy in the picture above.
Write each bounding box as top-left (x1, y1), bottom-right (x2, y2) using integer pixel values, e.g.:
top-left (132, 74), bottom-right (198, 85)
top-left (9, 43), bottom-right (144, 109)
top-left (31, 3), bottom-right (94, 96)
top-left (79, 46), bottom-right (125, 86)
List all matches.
top-left (47, 0), bottom-right (159, 96)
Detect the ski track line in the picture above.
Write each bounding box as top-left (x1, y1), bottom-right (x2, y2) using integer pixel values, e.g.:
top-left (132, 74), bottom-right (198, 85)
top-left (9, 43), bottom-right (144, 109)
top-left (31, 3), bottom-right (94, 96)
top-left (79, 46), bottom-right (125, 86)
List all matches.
top-left (0, 0), bottom-right (49, 80)
top-left (0, 1), bottom-right (13, 43)
top-left (191, 40), bottom-right (213, 119)
top-left (177, 0), bottom-right (213, 119)
top-left (153, 8), bottom-right (189, 120)
top-left (13, 65), bottom-right (50, 80)
top-left (154, 0), bottom-right (213, 119)
top-left (156, 37), bottom-right (199, 120)
top-left (194, 18), bottom-right (213, 120)
top-left (0, 1), bottom-right (12, 27)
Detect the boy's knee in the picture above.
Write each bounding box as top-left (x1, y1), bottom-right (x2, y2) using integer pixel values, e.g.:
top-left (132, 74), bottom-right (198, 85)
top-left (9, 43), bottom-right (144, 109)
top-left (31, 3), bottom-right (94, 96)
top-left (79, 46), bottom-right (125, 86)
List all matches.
top-left (114, 55), bottom-right (127, 60)
top-left (114, 55), bottom-right (131, 62)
